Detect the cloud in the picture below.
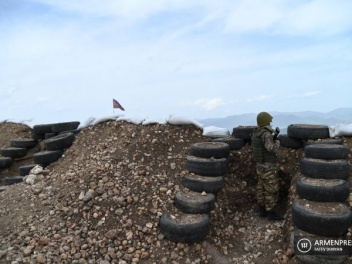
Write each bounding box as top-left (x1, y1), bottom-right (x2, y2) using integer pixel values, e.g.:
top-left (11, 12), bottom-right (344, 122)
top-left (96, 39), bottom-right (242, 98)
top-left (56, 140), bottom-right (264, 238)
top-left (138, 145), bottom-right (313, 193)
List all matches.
top-left (36, 96), bottom-right (51, 103)
top-left (0, 85), bottom-right (19, 96)
top-left (182, 98), bottom-right (228, 111)
top-left (31, 0), bottom-right (205, 19)
top-left (281, 0), bottom-right (352, 37)
top-left (247, 94), bottom-right (275, 102)
top-left (302, 91), bottom-right (320, 97)
top-left (21, 0), bottom-right (352, 39)
top-left (224, 0), bottom-right (284, 33)
top-left (222, 0), bottom-right (352, 37)
top-left (284, 90), bottom-right (321, 100)
top-left (1, 0), bottom-right (351, 121)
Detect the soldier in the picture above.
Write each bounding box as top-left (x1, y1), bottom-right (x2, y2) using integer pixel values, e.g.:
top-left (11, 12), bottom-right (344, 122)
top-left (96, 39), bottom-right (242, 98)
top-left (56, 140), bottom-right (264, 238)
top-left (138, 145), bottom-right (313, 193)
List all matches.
top-left (251, 112), bottom-right (283, 221)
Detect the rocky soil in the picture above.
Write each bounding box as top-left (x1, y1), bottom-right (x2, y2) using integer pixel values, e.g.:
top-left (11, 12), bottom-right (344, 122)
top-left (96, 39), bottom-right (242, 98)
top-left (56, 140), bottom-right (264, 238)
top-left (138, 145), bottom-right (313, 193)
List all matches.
top-left (0, 121), bottom-right (351, 264)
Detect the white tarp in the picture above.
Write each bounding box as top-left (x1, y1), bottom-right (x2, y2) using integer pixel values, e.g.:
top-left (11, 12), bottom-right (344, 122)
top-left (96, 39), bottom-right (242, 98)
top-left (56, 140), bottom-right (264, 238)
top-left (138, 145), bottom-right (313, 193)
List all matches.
top-left (329, 124), bottom-right (352, 137)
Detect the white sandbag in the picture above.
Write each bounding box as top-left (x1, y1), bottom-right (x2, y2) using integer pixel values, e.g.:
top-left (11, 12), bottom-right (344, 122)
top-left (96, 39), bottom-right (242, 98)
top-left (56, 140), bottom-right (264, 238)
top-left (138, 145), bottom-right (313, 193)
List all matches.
top-left (142, 117), bottom-right (168, 125)
top-left (94, 115), bottom-right (120, 125)
top-left (329, 123), bottom-right (352, 137)
top-left (202, 126), bottom-right (230, 138)
top-left (116, 116), bottom-right (145, 125)
top-left (79, 116), bottom-right (96, 129)
top-left (168, 116), bottom-right (203, 128)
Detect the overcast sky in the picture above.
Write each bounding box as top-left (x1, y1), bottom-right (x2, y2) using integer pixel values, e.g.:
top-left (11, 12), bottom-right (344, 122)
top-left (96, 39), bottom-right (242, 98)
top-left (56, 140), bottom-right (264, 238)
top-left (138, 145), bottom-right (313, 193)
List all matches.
top-left (1, 0), bottom-right (352, 124)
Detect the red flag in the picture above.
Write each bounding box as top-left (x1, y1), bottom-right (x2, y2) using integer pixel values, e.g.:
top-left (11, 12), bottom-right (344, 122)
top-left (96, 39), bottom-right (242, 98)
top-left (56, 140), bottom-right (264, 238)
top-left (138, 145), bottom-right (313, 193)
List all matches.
top-left (113, 99), bottom-right (125, 111)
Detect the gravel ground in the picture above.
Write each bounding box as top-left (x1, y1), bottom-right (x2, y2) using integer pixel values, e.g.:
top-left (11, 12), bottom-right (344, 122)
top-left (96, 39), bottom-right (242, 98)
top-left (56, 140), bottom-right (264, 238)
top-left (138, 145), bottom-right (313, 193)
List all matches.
top-left (0, 121), bottom-right (351, 264)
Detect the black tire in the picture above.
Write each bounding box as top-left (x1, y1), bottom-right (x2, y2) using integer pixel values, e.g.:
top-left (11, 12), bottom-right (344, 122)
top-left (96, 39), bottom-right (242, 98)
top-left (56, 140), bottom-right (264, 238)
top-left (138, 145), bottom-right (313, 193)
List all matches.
top-left (59, 129), bottom-right (80, 135)
top-left (174, 191), bottom-right (215, 214)
top-left (51, 121), bottom-right (80, 133)
top-left (10, 139), bottom-right (37, 148)
top-left (304, 144), bottom-right (349, 160)
top-left (278, 134), bottom-right (303, 149)
top-left (33, 150), bottom-right (64, 165)
top-left (0, 157), bottom-right (13, 169)
top-left (300, 158), bottom-right (350, 180)
top-left (186, 156), bottom-right (227, 176)
top-left (296, 253), bottom-right (348, 264)
top-left (33, 123), bottom-right (54, 134)
top-left (0, 147), bottom-right (27, 158)
top-left (4, 176), bottom-right (24, 185)
top-left (45, 133), bottom-right (57, 139)
top-left (287, 124), bottom-right (330, 140)
top-left (232, 126), bottom-right (257, 139)
top-left (31, 131), bottom-right (46, 140)
top-left (159, 212), bottom-right (210, 243)
top-left (292, 199), bottom-right (352, 237)
top-left (304, 138), bottom-right (343, 147)
top-left (296, 177), bottom-right (349, 202)
top-left (19, 164), bottom-right (38, 176)
top-left (182, 175), bottom-right (224, 193)
top-left (190, 142), bottom-right (230, 159)
top-left (44, 132), bottom-right (75, 151)
top-left (213, 137), bottom-right (245, 150)
top-left (291, 227), bottom-right (349, 263)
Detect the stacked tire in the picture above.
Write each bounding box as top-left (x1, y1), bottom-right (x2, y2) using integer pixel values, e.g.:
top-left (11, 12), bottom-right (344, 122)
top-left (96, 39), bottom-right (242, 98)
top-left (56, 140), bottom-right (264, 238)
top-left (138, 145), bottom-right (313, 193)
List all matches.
top-left (160, 142), bottom-right (230, 243)
top-left (284, 124), bottom-right (344, 149)
top-left (32, 121), bottom-right (80, 140)
top-left (291, 126), bottom-right (351, 263)
top-left (232, 126), bottom-right (257, 145)
top-left (1, 121), bottom-right (79, 186)
top-left (0, 138), bottom-right (38, 185)
top-left (212, 136), bottom-right (246, 151)
top-left (277, 134), bottom-right (304, 149)
top-left (0, 142), bottom-right (30, 159)
top-left (33, 132), bottom-right (75, 167)
top-left (0, 157), bottom-right (13, 170)
top-left (32, 121), bottom-right (79, 168)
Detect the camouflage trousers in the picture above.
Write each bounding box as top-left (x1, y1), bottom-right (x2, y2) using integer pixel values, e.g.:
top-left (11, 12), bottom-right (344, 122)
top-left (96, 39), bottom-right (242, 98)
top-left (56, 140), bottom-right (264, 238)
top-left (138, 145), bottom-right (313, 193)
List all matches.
top-left (256, 163), bottom-right (279, 212)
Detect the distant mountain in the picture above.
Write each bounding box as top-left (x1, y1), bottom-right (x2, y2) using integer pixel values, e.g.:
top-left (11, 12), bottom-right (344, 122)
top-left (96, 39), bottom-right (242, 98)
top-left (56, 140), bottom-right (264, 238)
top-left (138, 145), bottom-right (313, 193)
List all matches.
top-left (198, 108), bottom-right (352, 133)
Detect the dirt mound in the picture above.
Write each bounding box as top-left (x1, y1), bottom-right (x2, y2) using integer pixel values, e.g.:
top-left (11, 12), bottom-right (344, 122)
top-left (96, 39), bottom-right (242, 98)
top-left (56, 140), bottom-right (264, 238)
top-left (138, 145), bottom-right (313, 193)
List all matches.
top-left (0, 121), bottom-right (351, 263)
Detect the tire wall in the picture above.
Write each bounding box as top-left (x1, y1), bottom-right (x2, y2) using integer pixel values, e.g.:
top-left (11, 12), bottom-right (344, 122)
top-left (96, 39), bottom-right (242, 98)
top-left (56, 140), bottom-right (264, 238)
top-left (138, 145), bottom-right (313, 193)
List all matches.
top-left (1, 121), bottom-right (79, 184)
top-left (161, 140), bottom-right (236, 243)
top-left (290, 128), bottom-right (352, 260)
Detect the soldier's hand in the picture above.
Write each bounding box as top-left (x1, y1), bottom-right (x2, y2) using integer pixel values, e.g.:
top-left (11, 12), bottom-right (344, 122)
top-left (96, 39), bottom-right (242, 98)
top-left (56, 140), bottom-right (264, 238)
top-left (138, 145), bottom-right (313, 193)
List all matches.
top-left (273, 127), bottom-right (280, 140)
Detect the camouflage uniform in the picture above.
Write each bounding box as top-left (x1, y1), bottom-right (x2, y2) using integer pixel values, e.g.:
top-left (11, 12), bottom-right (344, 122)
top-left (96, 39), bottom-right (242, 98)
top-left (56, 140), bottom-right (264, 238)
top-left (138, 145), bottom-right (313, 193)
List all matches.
top-left (251, 126), bottom-right (280, 212)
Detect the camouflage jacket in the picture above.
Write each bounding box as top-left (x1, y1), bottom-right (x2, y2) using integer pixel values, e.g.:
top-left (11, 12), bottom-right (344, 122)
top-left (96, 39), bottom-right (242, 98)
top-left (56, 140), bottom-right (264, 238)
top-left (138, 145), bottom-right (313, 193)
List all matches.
top-left (252, 126), bottom-right (280, 165)
top-left (261, 129), bottom-right (280, 154)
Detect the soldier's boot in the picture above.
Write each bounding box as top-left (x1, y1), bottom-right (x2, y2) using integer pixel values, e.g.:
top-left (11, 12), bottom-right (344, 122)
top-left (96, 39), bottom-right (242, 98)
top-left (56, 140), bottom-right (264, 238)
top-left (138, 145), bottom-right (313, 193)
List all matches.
top-left (267, 211), bottom-right (284, 221)
top-left (258, 205), bottom-right (268, 218)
